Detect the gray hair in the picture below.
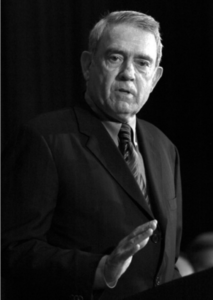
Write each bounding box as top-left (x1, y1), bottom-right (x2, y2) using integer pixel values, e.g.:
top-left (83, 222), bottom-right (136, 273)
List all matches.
top-left (89, 11), bottom-right (163, 66)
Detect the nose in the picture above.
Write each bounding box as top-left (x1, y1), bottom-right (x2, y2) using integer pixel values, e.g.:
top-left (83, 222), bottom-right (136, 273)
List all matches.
top-left (119, 60), bottom-right (135, 81)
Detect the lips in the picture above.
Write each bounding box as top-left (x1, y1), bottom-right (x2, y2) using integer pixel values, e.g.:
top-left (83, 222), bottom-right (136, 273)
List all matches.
top-left (118, 88), bottom-right (130, 94)
top-left (116, 87), bottom-right (135, 96)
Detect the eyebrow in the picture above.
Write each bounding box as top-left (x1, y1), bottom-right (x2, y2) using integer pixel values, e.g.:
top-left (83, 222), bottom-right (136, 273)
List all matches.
top-left (105, 47), bottom-right (154, 64)
top-left (136, 54), bottom-right (154, 64)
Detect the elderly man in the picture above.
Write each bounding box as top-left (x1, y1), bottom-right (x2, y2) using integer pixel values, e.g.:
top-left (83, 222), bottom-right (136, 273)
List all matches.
top-left (2, 11), bottom-right (182, 300)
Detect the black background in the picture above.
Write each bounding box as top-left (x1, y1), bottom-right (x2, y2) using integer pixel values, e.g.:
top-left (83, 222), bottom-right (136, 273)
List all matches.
top-left (2, 0), bottom-right (213, 250)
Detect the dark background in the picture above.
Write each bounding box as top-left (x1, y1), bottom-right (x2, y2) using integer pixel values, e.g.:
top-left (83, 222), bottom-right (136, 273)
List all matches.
top-left (2, 0), bottom-right (213, 251)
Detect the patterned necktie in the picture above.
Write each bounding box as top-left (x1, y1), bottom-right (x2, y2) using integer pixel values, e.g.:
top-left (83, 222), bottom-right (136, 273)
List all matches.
top-left (118, 123), bottom-right (150, 206)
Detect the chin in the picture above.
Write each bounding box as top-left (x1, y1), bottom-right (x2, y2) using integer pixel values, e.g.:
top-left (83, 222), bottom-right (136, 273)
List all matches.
top-left (104, 101), bottom-right (136, 121)
top-left (113, 108), bottom-right (136, 123)
top-left (116, 103), bottom-right (137, 115)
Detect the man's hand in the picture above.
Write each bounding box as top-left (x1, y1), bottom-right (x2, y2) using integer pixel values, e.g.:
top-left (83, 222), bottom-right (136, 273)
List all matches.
top-left (93, 220), bottom-right (158, 289)
top-left (103, 220), bottom-right (158, 288)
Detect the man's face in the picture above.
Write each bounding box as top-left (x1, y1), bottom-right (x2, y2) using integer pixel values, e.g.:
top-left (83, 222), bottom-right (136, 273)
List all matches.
top-left (82, 24), bottom-right (163, 123)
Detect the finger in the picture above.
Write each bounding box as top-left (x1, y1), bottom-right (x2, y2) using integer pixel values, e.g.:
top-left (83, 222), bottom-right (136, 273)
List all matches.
top-left (133, 227), bottom-right (155, 243)
top-left (128, 228), bottom-right (154, 251)
top-left (136, 236), bottom-right (150, 250)
top-left (116, 220), bottom-right (157, 249)
top-left (109, 237), bottom-right (141, 264)
top-left (116, 228), bottom-right (154, 261)
top-left (118, 237), bottom-right (150, 260)
top-left (115, 222), bottom-right (157, 256)
top-left (133, 220), bottom-right (157, 236)
top-left (108, 221), bottom-right (158, 264)
top-left (135, 230), bottom-right (154, 249)
top-left (128, 220), bottom-right (158, 239)
top-left (110, 244), bottom-right (139, 263)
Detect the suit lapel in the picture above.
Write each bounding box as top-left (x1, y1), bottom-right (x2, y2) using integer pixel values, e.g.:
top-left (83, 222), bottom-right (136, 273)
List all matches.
top-left (136, 120), bottom-right (168, 232)
top-left (74, 105), bottom-right (153, 218)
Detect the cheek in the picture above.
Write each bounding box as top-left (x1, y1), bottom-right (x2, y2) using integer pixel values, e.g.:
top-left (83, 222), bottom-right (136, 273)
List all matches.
top-left (89, 72), bottom-right (103, 97)
top-left (136, 77), bottom-right (152, 98)
top-left (135, 78), bottom-right (144, 98)
top-left (101, 75), bottom-right (115, 98)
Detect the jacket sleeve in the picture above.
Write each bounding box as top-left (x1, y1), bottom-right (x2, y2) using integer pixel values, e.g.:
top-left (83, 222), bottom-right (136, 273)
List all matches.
top-left (1, 124), bottom-right (102, 300)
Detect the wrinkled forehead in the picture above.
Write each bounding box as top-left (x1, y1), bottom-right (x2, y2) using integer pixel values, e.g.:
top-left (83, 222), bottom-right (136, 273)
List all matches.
top-left (96, 24), bottom-right (158, 62)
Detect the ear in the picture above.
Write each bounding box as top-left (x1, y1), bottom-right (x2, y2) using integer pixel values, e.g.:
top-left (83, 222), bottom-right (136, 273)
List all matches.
top-left (80, 51), bottom-right (92, 81)
top-left (150, 66), bottom-right (163, 92)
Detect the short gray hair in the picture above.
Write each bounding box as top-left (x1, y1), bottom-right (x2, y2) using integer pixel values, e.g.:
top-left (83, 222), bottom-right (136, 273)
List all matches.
top-left (88, 11), bottom-right (163, 66)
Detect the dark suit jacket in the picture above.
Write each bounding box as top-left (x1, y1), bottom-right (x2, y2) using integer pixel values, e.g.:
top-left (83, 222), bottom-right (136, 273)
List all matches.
top-left (2, 104), bottom-right (182, 300)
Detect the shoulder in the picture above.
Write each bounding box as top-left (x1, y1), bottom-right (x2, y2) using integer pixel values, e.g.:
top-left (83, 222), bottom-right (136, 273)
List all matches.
top-left (25, 108), bottom-right (77, 136)
top-left (137, 118), bottom-right (179, 163)
top-left (137, 118), bottom-right (175, 146)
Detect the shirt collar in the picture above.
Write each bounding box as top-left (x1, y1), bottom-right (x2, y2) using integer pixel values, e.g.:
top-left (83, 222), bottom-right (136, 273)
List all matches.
top-left (85, 95), bottom-right (137, 147)
top-left (102, 118), bottom-right (137, 147)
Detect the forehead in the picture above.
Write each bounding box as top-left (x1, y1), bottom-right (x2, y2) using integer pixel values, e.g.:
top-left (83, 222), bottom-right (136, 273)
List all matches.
top-left (97, 24), bottom-right (158, 61)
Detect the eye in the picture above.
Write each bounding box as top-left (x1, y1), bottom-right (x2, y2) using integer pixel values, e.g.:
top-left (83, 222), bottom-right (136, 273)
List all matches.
top-left (137, 60), bottom-right (150, 68)
top-left (108, 54), bottom-right (123, 64)
top-left (135, 59), bottom-right (151, 74)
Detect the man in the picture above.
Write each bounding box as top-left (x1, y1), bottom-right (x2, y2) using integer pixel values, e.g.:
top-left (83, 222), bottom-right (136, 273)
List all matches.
top-left (2, 11), bottom-right (182, 300)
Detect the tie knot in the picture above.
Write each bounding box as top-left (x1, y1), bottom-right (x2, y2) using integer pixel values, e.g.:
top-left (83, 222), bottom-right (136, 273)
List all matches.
top-left (118, 124), bottom-right (133, 158)
top-left (118, 123), bottom-right (132, 143)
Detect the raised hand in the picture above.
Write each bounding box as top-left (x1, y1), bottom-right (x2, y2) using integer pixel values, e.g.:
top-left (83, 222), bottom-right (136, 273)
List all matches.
top-left (103, 220), bottom-right (158, 287)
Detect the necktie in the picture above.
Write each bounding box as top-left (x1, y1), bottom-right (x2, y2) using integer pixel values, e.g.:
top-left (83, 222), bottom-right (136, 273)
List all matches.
top-left (118, 123), bottom-right (150, 206)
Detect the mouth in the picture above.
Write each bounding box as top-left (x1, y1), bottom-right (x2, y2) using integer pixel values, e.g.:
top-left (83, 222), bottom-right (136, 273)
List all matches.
top-left (118, 88), bottom-right (130, 93)
top-left (117, 88), bottom-right (133, 95)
